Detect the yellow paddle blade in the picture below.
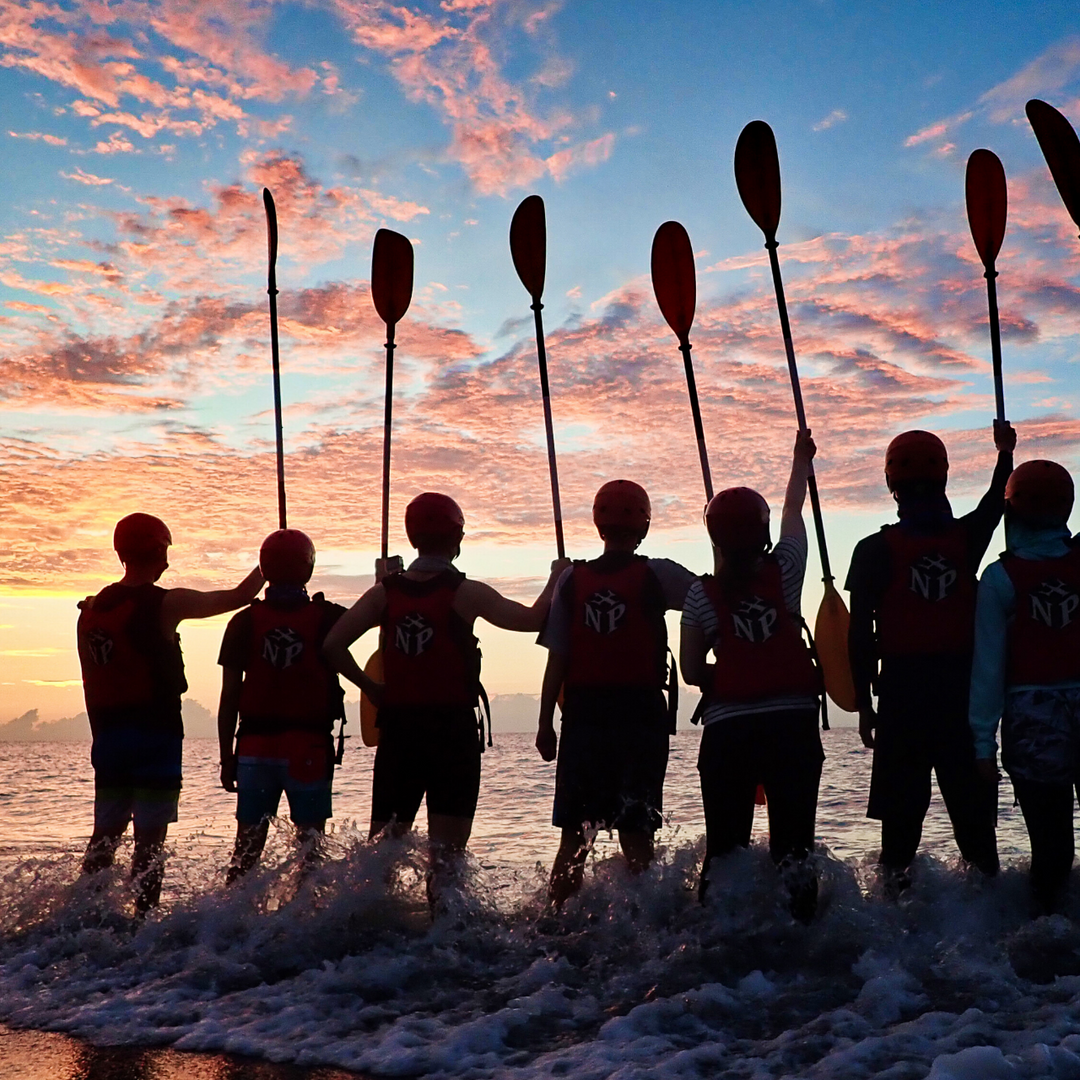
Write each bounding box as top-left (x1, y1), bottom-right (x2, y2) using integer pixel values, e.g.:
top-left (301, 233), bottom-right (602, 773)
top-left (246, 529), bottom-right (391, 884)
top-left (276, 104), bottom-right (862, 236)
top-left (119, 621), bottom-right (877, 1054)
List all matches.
top-left (814, 582), bottom-right (858, 713)
top-left (359, 648), bottom-right (383, 747)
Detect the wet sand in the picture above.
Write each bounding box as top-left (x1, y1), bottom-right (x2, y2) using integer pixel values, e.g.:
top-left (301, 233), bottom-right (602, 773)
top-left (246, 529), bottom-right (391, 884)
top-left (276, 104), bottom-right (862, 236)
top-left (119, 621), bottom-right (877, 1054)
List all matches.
top-left (0, 1028), bottom-right (364, 1080)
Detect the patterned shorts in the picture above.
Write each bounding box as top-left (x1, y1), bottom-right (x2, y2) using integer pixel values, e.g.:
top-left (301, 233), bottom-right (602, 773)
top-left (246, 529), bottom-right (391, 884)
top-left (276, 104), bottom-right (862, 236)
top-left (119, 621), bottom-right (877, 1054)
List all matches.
top-left (1002, 686), bottom-right (1080, 787)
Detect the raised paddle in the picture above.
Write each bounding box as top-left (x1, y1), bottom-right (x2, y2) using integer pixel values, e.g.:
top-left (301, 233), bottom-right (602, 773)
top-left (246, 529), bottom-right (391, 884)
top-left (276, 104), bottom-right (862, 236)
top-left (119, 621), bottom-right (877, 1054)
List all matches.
top-left (734, 119), bottom-right (857, 714)
top-left (510, 195), bottom-right (565, 559)
top-left (651, 220), bottom-right (713, 501)
top-left (263, 188), bottom-right (287, 529)
top-left (965, 149), bottom-right (1008, 422)
top-left (1026, 99), bottom-right (1080, 238)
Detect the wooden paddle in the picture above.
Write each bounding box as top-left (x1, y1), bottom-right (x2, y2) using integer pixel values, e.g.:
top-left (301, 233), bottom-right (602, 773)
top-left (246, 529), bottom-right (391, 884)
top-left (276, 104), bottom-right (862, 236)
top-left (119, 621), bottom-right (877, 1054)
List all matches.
top-left (510, 195), bottom-right (565, 558)
top-left (651, 220), bottom-right (713, 501)
top-left (965, 149), bottom-right (1008, 422)
top-left (734, 119), bottom-right (857, 713)
top-left (1026, 99), bottom-right (1080, 238)
top-left (263, 189), bottom-right (287, 528)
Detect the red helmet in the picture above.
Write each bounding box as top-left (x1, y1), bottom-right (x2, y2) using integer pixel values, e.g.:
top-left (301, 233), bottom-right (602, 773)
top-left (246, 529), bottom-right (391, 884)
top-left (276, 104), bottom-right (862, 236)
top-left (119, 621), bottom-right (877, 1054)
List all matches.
top-left (885, 430), bottom-right (949, 488)
top-left (1005, 460), bottom-right (1074, 525)
top-left (259, 529), bottom-right (316, 586)
top-left (593, 480), bottom-right (651, 537)
top-left (704, 487), bottom-right (771, 555)
top-left (113, 513), bottom-right (171, 563)
top-left (405, 492), bottom-right (465, 548)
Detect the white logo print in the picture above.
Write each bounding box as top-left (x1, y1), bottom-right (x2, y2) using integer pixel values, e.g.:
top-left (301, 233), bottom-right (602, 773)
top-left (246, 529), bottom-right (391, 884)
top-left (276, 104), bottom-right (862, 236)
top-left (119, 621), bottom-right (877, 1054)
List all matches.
top-left (731, 596), bottom-right (778, 643)
top-left (584, 590), bottom-right (627, 634)
top-left (262, 627), bottom-right (305, 670)
top-left (395, 612), bottom-right (435, 656)
top-left (909, 553), bottom-right (958, 601)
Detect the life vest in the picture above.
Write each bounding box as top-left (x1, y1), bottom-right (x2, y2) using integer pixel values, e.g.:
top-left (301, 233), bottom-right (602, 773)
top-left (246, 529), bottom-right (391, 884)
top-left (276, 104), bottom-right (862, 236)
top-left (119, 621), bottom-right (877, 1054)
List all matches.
top-left (381, 569), bottom-right (480, 708)
top-left (237, 596), bottom-right (344, 732)
top-left (1004, 545), bottom-right (1080, 687)
top-left (702, 558), bottom-right (819, 704)
top-left (76, 583), bottom-right (186, 730)
top-left (877, 521), bottom-right (975, 656)
top-left (564, 554), bottom-right (667, 690)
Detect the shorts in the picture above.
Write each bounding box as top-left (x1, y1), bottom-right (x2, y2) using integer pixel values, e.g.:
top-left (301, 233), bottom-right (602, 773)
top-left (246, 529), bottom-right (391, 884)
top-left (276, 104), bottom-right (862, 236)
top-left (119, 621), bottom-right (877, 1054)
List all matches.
top-left (91, 727), bottom-right (182, 832)
top-left (235, 730), bottom-right (333, 826)
top-left (371, 705), bottom-right (482, 824)
top-left (552, 688), bottom-right (669, 834)
top-left (1002, 686), bottom-right (1080, 787)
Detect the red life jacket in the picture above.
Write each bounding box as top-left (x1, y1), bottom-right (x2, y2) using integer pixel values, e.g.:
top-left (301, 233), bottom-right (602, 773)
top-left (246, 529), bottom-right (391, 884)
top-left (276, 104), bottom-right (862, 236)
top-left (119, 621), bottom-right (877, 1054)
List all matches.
top-left (564, 554), bottom-right (667, 690)
top-left (1004, 545), bottom-right (1080, 687)
top-left (77, 582), bottom-right (186, 732)
top-left (237, 596), bottom-right (343, 732)
top-left (702, 558), bottom-right (819, 704)
top-left (877, 522), bottom-right (975, 656)
top-left (381, 570), bottom-right (479, 708)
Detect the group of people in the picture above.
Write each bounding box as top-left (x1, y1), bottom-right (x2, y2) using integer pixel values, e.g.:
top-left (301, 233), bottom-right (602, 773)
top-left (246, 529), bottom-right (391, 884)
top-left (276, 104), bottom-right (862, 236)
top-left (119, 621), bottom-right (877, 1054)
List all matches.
top-left (75, 420), bottom-right (1080, 920)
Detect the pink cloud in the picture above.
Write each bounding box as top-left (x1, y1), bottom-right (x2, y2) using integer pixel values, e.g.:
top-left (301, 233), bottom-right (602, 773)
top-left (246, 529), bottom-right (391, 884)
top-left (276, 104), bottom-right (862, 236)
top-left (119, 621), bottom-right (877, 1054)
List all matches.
top-left (60, 167), bottom-right (113, 186)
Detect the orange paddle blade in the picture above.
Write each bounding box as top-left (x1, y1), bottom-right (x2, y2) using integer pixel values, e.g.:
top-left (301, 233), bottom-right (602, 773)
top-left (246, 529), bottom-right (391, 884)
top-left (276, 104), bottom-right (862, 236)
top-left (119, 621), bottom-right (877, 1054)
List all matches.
top-left (734, 120), bottom-right (781, 240)
top-left (1027, 99), bottom-right (1080, 232)
top-left (651, 220), bottom-right (696, 343)
top-left (371, 229), bottom-right (414, 326)
top-left (965, 149), bottom-right (1007, 269)
top-left (815, 582), bottom-right (857, 713)
top-left (359, 648), bottom-right (383, 747)
top-left (509, 194), bottom-right (546, 299)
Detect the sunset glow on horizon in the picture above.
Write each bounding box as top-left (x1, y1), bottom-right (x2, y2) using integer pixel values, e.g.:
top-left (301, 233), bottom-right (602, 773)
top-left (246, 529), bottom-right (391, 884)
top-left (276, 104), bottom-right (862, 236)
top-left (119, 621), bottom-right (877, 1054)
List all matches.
top-left (1, 1), bottom-right (1079, 723)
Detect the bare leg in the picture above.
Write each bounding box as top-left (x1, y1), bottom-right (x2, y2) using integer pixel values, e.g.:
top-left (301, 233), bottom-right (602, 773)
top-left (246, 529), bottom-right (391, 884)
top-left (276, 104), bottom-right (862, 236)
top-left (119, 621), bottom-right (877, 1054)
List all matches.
top-left (548, 827), bottom-right (593, 910)
top-left (131, 825), bottom-right (168, 914)
top-left (83, 826), bottom-right (126, 875)
top-left (427, 813), bottom-right (473, 910)
top-left (617, 829), bottom-right (654, 875)
top-left (226, 820), bottom-right (270, 885)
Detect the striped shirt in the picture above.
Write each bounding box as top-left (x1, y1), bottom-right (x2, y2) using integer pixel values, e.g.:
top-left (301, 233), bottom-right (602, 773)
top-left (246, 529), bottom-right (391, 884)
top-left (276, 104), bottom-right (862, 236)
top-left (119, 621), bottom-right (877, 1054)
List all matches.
top-left (681, 534), bottom-right (818, 724)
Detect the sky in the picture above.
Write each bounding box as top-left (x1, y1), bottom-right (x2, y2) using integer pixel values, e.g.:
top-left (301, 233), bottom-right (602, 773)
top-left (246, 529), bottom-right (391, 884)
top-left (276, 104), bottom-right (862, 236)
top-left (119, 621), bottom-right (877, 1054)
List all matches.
top-left (1, 0), bottom-right (1080, 724)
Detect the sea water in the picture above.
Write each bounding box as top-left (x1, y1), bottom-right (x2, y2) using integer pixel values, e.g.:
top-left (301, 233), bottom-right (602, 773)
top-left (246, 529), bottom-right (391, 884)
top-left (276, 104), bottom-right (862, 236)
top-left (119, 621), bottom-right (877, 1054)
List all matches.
top-left (1, 730), bottom-right (1080, 1079)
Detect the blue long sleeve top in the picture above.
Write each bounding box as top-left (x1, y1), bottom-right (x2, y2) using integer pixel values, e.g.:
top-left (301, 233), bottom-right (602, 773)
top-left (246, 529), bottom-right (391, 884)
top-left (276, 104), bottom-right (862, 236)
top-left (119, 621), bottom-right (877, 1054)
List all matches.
top-left (968, 520), bottom-right (1076, 759)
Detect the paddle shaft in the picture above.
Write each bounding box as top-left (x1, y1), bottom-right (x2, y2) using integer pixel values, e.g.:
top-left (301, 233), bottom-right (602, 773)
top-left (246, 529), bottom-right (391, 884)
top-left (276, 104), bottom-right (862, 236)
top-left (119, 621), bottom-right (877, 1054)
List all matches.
top-left (531, 301), bottom-right (565, 559)
top-left (983, 268), bottom-right (1006, 422)
top-left (765, 240), bottom-right (833, 584)
top-left (380, 324), bottom-right (396, 560)
top-left (267, 256), bottom-right (287, 529)
top-left (678, 340), bottom-right (714, 501)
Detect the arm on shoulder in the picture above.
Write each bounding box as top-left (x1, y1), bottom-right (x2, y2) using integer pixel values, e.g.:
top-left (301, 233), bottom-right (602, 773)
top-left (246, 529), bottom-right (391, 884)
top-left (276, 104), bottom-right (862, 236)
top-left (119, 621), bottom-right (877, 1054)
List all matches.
top-left (161, 566), bottom-right (263, 632)
top-left (458, 558), bottom-right (571, 632)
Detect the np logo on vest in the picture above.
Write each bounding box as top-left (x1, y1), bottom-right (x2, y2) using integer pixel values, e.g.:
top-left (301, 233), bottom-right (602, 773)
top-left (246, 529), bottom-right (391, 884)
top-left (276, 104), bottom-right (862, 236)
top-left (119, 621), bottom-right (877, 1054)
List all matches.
top-left (731, 596), bottom-right (778, 643)
top-left (1030, 578), bottom-right (1080, 629)
top-left (583, 589), bottom-right (627, 634)
top-left (86, 629), bottom-right (114, 666)
top-left (394, 612), bottom-right (435, 656)
top-left (262, 627), bottom-right (305, 670)
top-left (909, 553), bottom-right (958, 601)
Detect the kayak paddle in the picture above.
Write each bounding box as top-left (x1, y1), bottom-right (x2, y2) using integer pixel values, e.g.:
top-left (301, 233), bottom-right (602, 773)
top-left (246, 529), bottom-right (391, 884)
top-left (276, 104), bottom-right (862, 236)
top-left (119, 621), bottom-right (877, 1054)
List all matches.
top-left (1026, 99), bottom-right (1080, 239)
top-left (263, 188), bottom-right (287, 529)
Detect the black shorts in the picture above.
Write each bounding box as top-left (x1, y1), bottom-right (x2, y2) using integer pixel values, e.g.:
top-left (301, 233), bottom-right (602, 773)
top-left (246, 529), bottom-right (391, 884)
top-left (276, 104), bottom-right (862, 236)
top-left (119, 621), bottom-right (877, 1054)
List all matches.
top-left (552, 687), bottom-right (669, 834)
top-left (371, 705), bottom-right (482, 825)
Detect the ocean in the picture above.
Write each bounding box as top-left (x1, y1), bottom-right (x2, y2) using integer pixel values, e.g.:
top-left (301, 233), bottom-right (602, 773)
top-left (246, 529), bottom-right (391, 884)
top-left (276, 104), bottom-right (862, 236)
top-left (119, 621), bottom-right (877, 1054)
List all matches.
top-left (1, 729), bottom-right (1080, 1079)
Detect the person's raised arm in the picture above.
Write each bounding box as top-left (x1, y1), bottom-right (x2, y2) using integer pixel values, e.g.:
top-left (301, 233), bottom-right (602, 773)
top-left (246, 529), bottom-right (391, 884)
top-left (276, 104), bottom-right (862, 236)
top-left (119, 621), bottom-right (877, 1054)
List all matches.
top-left (457, 558), bottom-right (571, 632)
top-left (322, 585), bottom-right (386, 699)
top-left (965, 420), bottom-right (1016, 563)
top-left (535, 648), bottom-right (568, 761)
top-left (218, 667), bottom-right (243, 793)
top-left (779, 429), bottom-right (816, 541)
top-left (161, 566), bottom-right (263, 632)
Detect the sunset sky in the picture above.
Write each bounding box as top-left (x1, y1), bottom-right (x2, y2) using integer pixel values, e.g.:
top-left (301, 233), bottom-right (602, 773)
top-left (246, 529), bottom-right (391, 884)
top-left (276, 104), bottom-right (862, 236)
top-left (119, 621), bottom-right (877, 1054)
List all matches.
top-left (1, 0), bottom-right (1079, 724)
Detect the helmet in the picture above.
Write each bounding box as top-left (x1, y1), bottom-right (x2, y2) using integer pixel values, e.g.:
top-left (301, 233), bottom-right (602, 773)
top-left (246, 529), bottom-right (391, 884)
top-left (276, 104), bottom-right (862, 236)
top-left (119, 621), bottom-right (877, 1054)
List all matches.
top-left (592, 480), bottom-right (651, 537)
top-left (405, 492), bottom-right (465, 549)
top-left (704, 487), bottom-right (771, 555)
top-left (259, 529), bottom-right (316, 586)
top-left (884, 431), bottom-right (949, 489)
top-left (113, 513), bottom-right (171, 563)
top-left (1005, 460), bottom-right (1074, 526)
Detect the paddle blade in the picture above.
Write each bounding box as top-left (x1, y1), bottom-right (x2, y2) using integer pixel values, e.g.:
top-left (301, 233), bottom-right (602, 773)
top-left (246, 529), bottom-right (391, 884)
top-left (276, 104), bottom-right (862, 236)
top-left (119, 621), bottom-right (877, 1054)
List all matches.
top-left (965, 149), bottom-right (1007, 268)
top-left (1027, 99), bottom-right (1080, 231)
top-left (371, 228), bottom-right (414, 326)
top-left (734, 120), bottom-right (781, 240)
top-left (510, 194), bottom-right (546, 299)
top-left (263, 188), bottom-right (278, 270)
top-left (651, 220), bottom-right (696, 342)
top-left (814, 582), bottom-right (858, 713)
top-left (359, 649), bottom-right (383, 747)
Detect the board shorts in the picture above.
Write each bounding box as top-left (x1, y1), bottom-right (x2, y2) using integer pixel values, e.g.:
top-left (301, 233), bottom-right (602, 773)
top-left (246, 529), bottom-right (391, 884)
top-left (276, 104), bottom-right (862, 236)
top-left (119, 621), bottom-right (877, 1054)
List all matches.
top-left (370, 705), bottom-right (482, 825)
top-left (552, 687), bottom-right (669, 834)
top-left (1002, 686), bottom-right (1080, 787)
top-left (235, 730), bottom-right (333, 826)
top-left (90, 727), bottom-right (182, 832)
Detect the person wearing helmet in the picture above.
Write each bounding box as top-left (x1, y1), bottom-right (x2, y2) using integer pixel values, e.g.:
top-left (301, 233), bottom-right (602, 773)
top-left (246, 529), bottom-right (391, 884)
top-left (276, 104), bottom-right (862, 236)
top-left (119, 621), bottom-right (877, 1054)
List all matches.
top-left (969, 460), bottom-right (1080, 912)
top-left (680, 430), bottom-right (822, 921)
top-left (324, 492), bottom-right (569, 907)
top-left (217, 529), bottom-right (358, 882)
top-left (77, 514), bottom-right (263, 912)
top-left (535, 480), bottom-right (696, 909)
top-left (845, 421), bottom-right (1015, 896)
